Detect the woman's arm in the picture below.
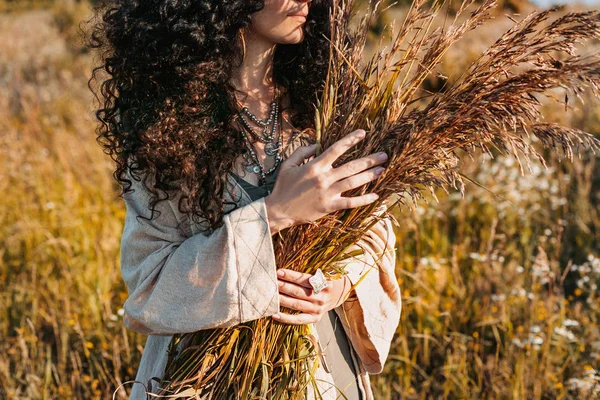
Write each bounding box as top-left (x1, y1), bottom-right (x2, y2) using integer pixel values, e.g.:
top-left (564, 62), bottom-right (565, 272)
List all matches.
top-left (120, 130), bottom-right (390, 336)
top-left (333, 216), bottom-right (402, 374)
top-left (265, 210), bottom-right (401, 373)
top-left (119, 170), bottom-right (280, 336)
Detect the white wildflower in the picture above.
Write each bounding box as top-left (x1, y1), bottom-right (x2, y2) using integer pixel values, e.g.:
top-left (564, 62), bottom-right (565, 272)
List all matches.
top-left (530, 335), bottom-right (544, 345)
top-left (554, 326), bottom-right (578, 342)
top-left (530, 325), bottom-right (542, 333)
top-left (527, 292), bottom-right (534, 300)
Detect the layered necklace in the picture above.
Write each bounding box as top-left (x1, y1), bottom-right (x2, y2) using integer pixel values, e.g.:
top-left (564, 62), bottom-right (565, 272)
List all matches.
top-left (236, 87), bottom-right (283, 187)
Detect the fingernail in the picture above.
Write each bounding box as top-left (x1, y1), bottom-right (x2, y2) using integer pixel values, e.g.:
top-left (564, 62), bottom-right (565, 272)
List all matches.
top-left (375, 167), bottom-right (385, 175)
top-left (377, 152), bottom-right (388, 161)
top-left (277, 270), bottom-right (284, 278)
top-left (272, 314), bottom-right (281, 320)
top-left (369, 193), bottom-right (379, 201)
top-left (356, 129), bottom-right (366, 138)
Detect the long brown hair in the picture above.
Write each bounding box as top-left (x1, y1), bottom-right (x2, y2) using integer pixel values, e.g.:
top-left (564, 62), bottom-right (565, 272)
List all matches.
top-left (88, 0), bottom-right (331, 231)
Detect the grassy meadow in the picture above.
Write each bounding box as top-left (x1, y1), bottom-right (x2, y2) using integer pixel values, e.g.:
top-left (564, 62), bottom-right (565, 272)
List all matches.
top-left (0, 1), bottom-right (598, 399)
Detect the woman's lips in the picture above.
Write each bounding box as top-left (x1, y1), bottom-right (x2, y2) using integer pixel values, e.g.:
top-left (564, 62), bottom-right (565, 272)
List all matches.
top-left (289, 15), bottom-right (307, 22)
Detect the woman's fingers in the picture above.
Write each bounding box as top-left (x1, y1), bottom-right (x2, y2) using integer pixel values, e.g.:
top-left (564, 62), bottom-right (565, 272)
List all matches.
top-left (263, 128), bottom-right (384, 233)
top-left (273, 272), bottom-right (353, 325)
top-left (278, 293), bottom-right (322, 314)
top-left (331, 192), bottom-right (379, 211)
top-left (281, 143), bottom-right (318, 168)
top-left (277, 279), bottom-right (312, 300)
top-left (330, 165), bottom-right (385, 194)
top-left (276, 269), bottom-right (313, 289)
top-left (272, 311), bottom-right (319, 325)
top-left (316, 129), bottom-right (366, 167)
top-left (330, 152), bottom-right (388, 182)
top-left (273, 291), bottom-right (323, 325)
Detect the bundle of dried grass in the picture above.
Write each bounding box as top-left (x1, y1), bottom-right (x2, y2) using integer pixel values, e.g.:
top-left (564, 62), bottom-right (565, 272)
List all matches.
top-left (156, 0), bottom-right (600, 398)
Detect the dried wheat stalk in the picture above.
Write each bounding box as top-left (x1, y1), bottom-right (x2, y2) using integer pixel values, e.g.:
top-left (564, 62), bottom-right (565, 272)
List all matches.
top-left (157, 1), bottom-right (600, 398)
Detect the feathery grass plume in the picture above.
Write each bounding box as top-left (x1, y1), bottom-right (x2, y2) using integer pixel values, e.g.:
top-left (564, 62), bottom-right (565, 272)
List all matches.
top-left (156, 0), bottom-right (600, 398)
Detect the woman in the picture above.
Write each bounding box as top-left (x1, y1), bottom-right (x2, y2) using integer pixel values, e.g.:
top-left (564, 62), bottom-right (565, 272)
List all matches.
top-left (90, 0), bottom-right (402, 398)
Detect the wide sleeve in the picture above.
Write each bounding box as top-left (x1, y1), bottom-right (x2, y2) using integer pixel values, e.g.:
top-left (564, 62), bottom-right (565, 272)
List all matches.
top-left (333, 215), bottom-right (401, 374)
top-left (119, 172), bottom-right (280, 336)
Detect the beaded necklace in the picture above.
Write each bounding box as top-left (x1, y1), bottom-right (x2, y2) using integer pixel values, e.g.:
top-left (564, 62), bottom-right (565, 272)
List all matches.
top-left (236, 86), bottom-right (284, 187)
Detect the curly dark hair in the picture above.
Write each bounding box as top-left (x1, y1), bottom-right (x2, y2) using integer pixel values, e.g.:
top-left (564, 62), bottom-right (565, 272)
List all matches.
top-left (87, 0), bottom-right (332, 231)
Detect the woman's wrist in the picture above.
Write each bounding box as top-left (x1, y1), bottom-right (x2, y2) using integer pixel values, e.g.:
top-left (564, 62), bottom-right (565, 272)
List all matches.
top-left (333, 275), bottom-right (355, 308)
top-left (264, 195), bottom-right (295, 235)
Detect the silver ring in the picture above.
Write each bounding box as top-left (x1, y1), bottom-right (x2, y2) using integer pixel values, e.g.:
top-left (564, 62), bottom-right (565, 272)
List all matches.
top-left (308, 268), bottom-right (329, 294)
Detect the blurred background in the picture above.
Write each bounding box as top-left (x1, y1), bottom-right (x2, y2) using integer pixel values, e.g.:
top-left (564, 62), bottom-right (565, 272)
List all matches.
top-left (0, 0), bottom-right (598, 398)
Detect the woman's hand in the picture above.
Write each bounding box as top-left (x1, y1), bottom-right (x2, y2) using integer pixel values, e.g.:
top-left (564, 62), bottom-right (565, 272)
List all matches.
top-left (264, 129), bottom-right (387, 235)
top-left (272, 269), bottom-right (353, 325)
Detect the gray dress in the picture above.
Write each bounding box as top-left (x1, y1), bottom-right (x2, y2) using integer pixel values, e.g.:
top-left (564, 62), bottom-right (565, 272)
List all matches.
top-left (230, 166), bottom-right (362, 400)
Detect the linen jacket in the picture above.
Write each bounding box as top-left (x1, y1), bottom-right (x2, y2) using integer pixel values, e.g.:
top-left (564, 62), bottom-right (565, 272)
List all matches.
top-left (120, 134), bottom-right (402, 400)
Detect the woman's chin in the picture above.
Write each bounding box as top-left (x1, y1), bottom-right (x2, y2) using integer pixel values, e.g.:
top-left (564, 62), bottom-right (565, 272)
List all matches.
top-left (278, 31), bottom-right (305, 45)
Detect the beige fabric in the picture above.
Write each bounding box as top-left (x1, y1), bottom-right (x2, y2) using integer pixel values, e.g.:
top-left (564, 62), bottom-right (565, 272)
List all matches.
top-left (120, 134), bottom-right (402, 400)
top-left (309, 214), bottom-right (401, 400)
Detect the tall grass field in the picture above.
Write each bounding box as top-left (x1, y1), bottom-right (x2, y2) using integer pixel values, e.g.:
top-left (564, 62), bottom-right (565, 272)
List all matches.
top-left (0, 1), bottom-right (598, 398)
